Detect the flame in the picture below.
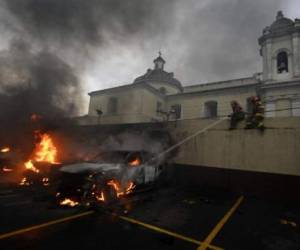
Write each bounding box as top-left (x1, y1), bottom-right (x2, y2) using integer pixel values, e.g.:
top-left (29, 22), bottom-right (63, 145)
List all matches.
top-left (96, 191), bottom-right (105, 202)
top-left (25, 160), bottom-right (40, 173)
top-left (125, 182), bottom-right (136, 194)
top-left (129, 157), bottom-right (141, 166)
top-left (2, 167), bottom-right (13, 172)
top-left (1, 147), bottom-right (10, 153)
top-left (60, 198), bottom-right (79, 207)
top-left (107, 180), bottom-right (136, 198)
top-left (24, 132), bottom-right (60, 173)
top-left (34, 133), bottom-right (59, 164)
top-left (19, 177), bottom-right (30, 186)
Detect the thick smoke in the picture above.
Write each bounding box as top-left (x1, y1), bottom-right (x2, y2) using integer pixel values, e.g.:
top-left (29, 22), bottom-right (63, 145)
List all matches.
top-left (0, 0), bottom-right (176, 117)
top-left (2, 0), bottom-right (175, 52)
top-left (0, 0), bottom-right (176, 155)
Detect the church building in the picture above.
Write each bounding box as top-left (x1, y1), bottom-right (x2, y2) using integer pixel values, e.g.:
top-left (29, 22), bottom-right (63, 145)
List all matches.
top-left (78, 11), bottom-right (300, 125)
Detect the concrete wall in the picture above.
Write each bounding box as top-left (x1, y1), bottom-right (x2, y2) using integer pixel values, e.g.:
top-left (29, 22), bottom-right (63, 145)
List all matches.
top-left (167, 86), bottom-right (257, 119)
top-left (87, 86), bottom-right (165, 125)
top-left (168, 117), bottom-right (300, 176)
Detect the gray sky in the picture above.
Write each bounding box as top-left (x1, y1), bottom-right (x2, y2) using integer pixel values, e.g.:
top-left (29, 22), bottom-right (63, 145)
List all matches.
top-left (0, 0), bottom-right (299, 114)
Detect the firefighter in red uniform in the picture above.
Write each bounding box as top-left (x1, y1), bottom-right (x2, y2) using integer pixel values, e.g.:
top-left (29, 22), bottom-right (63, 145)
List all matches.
top-left (228, 101), bottom-right (245, 129)
top-left (245, 96), bottom-right (265, 130)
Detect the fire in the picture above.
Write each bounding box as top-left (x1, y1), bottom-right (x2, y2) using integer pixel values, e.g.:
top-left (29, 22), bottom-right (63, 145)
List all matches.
top-left (2, 167), bottom-right (13, 172)
top-left (60, 198), bottom-right (79, 207)
top-left (34, 133), bottom-right (59, 164)
top-left (107, 180), bottom-right (136, 198)
top-left (129, 157), bottom-right (141, 166)
top-left (25, 160), bottom-right (40, 173)
top-left (125, 182), bottom-right (136, 194)
top-left (96, 191), bottom-right (105, 202)
top-left (0, 147), bottom-right (10, 153)
top-left (24, 132), bottom-right (60, 173)
top-left (19, 177), bottom-right (30, 186)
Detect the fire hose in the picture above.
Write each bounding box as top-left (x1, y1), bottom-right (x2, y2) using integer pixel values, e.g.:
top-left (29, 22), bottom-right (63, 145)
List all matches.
top-left (150, 117), bottom-right (228, 163)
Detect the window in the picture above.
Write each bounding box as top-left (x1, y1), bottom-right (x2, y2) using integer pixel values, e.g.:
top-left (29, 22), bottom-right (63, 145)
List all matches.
top-left (292, 99), bottom-right (300, 117)
top-left (277, 51), bottom-right (288, 73)
top-left (265, 102), bottom-right (275, 117)
top-left (171, 104), bottom-right (181, 119)
top-left (156, 101), bottom-right (162, 113)
top-left (204, 101), bottom-right (218, 118)
top-left (107, 97), bottom-right (118, 114)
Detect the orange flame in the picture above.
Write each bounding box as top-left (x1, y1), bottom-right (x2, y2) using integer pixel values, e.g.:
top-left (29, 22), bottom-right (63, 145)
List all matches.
top-left (60, 198), bottom-right (79, 207)
top-left (1, 147), bottom-right (10, 153)
top-left (19, 177), bottom-right (30, 186)
top-left (34, 133), bottom-right (59, 164)
top-left (96, 192), bottom-right (105, 202)
top-left (129, 157), bottom-right (141, 166)
top-left (24, 132), bottom-right (60, 173)
top-left (25, 160), bottom-right (40, 173)
top-left (107, 180), bottom-right (136, 198)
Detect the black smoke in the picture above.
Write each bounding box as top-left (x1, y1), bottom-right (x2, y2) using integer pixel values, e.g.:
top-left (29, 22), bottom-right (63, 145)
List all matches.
top-left (0, 0), bottom-right (176, 162)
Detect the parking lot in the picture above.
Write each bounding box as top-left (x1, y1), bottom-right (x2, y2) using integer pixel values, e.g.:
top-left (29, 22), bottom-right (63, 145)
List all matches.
top-left (0, 184), bottom-right (299, 250)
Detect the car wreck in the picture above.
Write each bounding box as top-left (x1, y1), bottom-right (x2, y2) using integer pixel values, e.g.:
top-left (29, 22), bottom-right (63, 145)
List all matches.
top-left (56, 150), bottom-right (168, 208)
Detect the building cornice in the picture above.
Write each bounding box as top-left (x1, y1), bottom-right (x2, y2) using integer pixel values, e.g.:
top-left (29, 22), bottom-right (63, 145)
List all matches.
top-left (89, 82), bottom-right (165, 99)
top-left (261, 79), bottom-right (300, 89)
top-left (167, 83), bottom-right (260, 99)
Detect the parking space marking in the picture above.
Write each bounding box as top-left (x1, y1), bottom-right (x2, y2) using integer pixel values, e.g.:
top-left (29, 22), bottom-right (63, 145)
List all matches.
top-left (120, 215), bottom-right (223, 250)
top-left (197, 196), bottom-right (244, 250)
top-left (0, 211), bottom-right (94, 240)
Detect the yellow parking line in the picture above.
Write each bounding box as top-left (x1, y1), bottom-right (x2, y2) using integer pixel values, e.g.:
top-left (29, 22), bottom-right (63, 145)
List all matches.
top-left (120, 215), bottom-right (223, 250)
top-left (0, 211), bottom-right (94, 240)
top-left (197, 196), bottom-right (244, 250)
top-left (0, 205), bottom-right (231, 250)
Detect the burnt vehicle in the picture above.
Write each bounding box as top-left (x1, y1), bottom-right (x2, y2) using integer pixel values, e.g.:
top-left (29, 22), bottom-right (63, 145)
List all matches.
top-left (55, 150), bottom-right (167, 207)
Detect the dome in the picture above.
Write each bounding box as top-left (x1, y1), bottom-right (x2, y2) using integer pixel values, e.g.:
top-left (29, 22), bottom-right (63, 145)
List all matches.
top-left (133, 53), bottom-right (183, 92)
top-left (269, 11), bottom-right (294, 32)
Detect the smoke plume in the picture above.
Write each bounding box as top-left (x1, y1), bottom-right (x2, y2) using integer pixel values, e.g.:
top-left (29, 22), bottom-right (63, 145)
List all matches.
top-left (0, 0), bottom-right (176, 152)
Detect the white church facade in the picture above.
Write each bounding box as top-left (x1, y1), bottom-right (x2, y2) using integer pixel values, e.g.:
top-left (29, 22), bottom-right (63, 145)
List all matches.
top-left (78, 11), bottom-right (300, 125)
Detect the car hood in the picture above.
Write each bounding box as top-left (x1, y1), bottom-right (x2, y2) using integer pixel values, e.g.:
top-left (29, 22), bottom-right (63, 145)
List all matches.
top-left (60, 162), bottom-right (122, 174)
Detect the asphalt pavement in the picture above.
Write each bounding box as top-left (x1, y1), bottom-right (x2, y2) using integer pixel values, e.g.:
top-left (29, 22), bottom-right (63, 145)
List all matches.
top-left (0, 185), bottom-right (299, 250)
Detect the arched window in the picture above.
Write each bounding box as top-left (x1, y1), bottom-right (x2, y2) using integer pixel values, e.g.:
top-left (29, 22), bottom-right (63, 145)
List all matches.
top-left (204, 101), bottom-right (218, 118)
top-left (277, 51), bottom-right (288, 73)
top-left (107, 97), bottom-right (118, 114)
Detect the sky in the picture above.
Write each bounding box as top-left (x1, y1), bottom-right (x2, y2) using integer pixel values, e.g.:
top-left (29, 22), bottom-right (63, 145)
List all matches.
top-left (0, 0), bottom-right (299, 114)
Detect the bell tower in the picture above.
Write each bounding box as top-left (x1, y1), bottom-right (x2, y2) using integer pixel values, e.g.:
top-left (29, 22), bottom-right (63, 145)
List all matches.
top-left (258, 11), bottom-right (300, 81)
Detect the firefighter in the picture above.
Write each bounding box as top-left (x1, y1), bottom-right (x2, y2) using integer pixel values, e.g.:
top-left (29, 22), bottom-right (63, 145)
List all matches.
top-left (228, 101), bottom-right (245, 129)
top-left (245, 96), bottom-right (265, 130)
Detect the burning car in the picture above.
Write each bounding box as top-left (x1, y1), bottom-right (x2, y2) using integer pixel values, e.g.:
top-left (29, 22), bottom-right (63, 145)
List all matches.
top-left (56, 150), bottom-right (166, 207)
